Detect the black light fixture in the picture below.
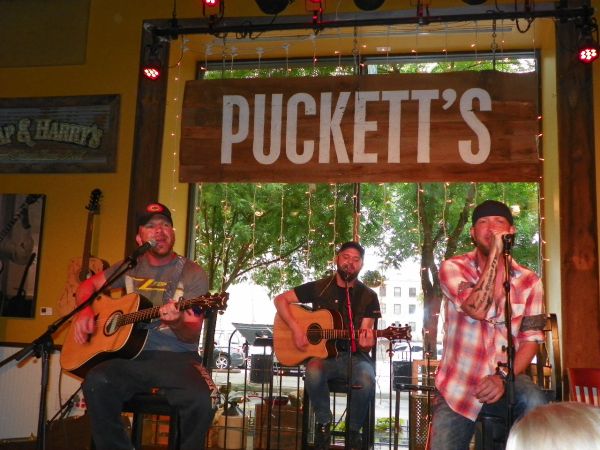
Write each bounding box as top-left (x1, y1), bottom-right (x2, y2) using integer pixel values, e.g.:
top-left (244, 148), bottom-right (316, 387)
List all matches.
top-left (255, 0), bottom-right (293, 15)
top-left (142, 43), bottom-right (164, 81)
top-left (353, 0), bottom-right (385, 10)
top-left (461, 0), bottom-right (487, 5)
top-left (578, 16), bottom-right (600, 64)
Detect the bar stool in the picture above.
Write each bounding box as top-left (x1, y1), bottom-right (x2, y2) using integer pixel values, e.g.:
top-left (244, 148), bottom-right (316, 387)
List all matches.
top-left (301, 377), bottom-right (375, 449)
top-left (474, 412), bottom-right (507, 450)
top-left (124, 390), bottom-right (181, 450)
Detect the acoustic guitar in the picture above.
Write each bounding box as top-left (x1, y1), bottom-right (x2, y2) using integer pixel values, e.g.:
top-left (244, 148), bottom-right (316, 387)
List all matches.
top-left (60, 291), bottom-right (229, 378)
top-left (273, 304), bottom-right (412, 366)
top-left (0, 194), bottom-right (41, 269)
top-left (57, 189), bottom-right (109, 316)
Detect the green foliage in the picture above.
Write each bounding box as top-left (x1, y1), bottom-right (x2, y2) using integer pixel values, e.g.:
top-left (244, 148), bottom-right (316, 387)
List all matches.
top-left (193, 181), bottom-right (540, 297)
top-left (362, 269), bottom-right (384, 288)
top-left (193, 183), bottom-right (359, 293)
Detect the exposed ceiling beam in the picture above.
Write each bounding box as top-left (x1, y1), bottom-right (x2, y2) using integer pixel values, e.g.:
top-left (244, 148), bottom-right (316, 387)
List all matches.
top-left (152, 4), bottom-right (594, 38)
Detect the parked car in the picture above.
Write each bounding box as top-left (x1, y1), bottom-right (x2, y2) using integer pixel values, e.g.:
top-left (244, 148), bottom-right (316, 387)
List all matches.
top-left (200, 330), bottom-right (246, 369)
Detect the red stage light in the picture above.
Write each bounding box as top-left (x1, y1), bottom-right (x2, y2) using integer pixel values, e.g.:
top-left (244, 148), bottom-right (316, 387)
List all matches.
top-left (203, 0), bottom-right (220, 6)
top-left (578, 41), bottom-right (599, 64)
top-left (142, 65), bottom-right (161, 80)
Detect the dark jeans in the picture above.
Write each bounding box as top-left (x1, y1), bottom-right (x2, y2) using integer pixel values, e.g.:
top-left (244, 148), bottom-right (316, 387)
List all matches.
top-left (304, 351), bottom-right (375, 432)
top-left (429, 374), bottom-right (548, 450)
top-left (82, 351), bottom-right (215, 450)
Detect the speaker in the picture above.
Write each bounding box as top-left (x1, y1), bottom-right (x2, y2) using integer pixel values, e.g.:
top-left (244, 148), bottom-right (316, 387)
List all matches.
top-left (393, 360), bottom-right (412, 390)
top-left (250, 354), bottom-right (273, 384)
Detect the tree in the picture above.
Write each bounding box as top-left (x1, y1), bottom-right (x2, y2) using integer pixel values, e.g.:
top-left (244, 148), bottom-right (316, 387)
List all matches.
top-left (362, 182), bottom-right (540, 356)
top-left (193, 183), bottom-right (366, 293)
top-left (194, 181), bottom-right (540, 357)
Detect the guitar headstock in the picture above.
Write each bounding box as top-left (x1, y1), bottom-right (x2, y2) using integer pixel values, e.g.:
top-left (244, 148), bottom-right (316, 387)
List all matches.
top-left (193, 292), bottom-right (229, 312)
top-left (25, 194), bottom-right (42, 205)
top-left (382, 325), bottom-right (412, 341)
top-left (86, 189), bottom-right (103, 215)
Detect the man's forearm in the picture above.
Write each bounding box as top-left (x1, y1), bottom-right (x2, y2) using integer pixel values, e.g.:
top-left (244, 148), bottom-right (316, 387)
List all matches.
top-left (464, 252), bottom-right (500, 320)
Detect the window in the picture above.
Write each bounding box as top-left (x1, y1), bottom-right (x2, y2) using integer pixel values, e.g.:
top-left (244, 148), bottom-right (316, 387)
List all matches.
top-left (379, 319), bottom-right (386, 329)
top-left (379, 285), bottom-right (386, 297)
top-left (409, 304), bottom-right (416, 314)
top-left (381, 303), bottom-right (386, 313)
top-left (394, 304), bottom-right (401, 314)
top-left (394, 287), bottom-right (401, 297)
top-left (409, 322), bottom-right (417, 332)
top-left (409, 287), bottom-right (417, 297)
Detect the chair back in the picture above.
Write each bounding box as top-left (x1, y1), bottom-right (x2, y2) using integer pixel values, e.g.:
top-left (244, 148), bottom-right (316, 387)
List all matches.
top-left (526, 313), bottom-right (562, 401)
top-left (568, 367), bottom-right (600, 406)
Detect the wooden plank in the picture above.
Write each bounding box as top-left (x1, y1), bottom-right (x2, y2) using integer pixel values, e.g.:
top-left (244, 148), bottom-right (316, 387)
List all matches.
top-left (180, 72), bottom-right (540, 183)
top-left (556, 20), bottom-right (600, 371)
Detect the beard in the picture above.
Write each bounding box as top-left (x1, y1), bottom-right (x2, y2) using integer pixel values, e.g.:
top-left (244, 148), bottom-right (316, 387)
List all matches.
top-left (337, 266), bottom-right (358, 282)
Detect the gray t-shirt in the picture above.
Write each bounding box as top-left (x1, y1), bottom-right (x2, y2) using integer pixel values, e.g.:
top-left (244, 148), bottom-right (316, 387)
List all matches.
top-left (106, 254), bottom-right (209, 352)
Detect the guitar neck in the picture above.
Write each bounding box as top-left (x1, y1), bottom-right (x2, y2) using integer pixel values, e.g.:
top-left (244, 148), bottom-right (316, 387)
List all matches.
top-left (117, 296), bottom-right (225, 327)
top-left (316, 329), bottom-right (389, 340)
top-left (78, 211), bottom-right (96, 282)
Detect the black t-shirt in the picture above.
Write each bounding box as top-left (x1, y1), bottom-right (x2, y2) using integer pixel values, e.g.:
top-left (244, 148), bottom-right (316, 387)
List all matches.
top-left (294, 276), bottom-right (381, 352)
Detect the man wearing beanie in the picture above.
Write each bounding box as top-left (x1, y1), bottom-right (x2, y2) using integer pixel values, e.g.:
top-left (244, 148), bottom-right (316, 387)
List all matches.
top-left (429, 200), bottom-right (547, 450)
top-left (274, 241), bottom-right (381, 450)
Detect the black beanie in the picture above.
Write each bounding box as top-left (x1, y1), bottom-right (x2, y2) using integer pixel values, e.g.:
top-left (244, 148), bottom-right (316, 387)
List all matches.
top-left (472, 200), bottom-right (514, 225)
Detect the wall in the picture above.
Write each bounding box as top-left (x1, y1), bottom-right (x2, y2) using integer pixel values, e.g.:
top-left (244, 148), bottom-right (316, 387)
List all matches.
top-left (0, 0), bottom-right (590, 439)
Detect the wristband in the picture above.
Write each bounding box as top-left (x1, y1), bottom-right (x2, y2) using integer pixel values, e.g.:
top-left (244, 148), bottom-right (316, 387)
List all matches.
top-left (496, 367), bottom-right (509, 381)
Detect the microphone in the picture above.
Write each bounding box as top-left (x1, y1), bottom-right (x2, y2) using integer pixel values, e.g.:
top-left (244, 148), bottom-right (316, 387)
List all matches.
top-left (341, 264), bottom-right (351, 282)
top-left (502, 234), bottom-right (514, 252)
top-left (502, 234), bottom-right (515, 245)
top-left (129, 240), bottom-right (156, 260)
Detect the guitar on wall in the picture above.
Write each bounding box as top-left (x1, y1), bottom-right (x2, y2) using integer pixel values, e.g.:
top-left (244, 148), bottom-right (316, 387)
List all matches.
top-left (57, 189), bottom-right (109, 316)
top-left (60, 291), bottom-right (229, 378)
top-left (273, 304), bottom-right (412, 366)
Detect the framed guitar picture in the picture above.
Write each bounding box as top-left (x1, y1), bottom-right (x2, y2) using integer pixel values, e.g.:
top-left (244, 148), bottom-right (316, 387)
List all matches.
top-left (0, 193), bottom-right (45, 318)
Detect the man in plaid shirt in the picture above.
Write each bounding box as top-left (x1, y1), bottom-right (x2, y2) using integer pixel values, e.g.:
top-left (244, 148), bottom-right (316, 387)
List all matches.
top-left (429, 200), bottom-right (548, 450)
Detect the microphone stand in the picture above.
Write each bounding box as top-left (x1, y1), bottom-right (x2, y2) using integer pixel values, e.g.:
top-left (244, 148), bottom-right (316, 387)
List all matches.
top-left (499, 235), bottom-right (516, 428)
top-left (343, 274), bottom-right (357, 449)
top-left (0, 248), bottom-right (146, 450)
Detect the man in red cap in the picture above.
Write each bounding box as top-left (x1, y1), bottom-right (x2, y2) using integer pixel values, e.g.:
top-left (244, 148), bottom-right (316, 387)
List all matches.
top-left (73, 202), bottom-right (216, 450)
top-left (429, 200), bottom-right (547, 450)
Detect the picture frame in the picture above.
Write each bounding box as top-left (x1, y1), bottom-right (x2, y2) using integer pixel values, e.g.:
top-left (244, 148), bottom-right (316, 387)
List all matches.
top-left (0, 94), bottom-right (119, 173)
top-left (0, 194), bottom-right (45, 318)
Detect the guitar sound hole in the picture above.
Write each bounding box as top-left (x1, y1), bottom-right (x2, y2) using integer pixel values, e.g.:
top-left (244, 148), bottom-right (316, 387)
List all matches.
top-left (104, 313), bottom-right (122, 336)
top-left (306, 324), bottom-right (322, 345)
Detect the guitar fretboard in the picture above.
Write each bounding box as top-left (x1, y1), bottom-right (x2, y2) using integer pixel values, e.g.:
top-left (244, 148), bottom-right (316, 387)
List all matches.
top-left (307, 329), bottom-right (388, 339)
top-left (115, 295), bottom-right (227, 328)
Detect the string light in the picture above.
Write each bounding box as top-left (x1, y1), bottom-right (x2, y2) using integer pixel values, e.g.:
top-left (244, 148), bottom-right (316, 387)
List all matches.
top-left (279, 184), bottom-right (287, 286)
top-left (330, 183), bottom-right (338, 260)
top-left (306, 184), bottom-right (314, 267)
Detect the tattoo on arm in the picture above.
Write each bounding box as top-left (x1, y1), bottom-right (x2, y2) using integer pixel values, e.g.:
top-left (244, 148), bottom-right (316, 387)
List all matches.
top-left (467, 255), bottom-right (499, 313)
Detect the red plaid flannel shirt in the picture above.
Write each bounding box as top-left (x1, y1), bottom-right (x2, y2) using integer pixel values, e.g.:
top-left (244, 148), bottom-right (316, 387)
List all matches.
top-left (435, 249), bottom-right (544, 420)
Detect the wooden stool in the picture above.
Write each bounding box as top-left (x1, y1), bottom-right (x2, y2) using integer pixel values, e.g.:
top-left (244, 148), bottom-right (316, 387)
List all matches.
top-left (123, 391), bottom-right (181, 450)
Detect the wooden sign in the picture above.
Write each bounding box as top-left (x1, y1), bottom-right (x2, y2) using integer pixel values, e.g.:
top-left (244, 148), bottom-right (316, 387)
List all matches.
top-left (180, 71), bottom-right (540, 183)
top-left (0, 95), bottom-right (119, 173)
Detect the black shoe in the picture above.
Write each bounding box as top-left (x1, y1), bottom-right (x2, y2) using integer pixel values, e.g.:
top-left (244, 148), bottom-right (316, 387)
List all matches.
top-left (348, 429), bottom-right (362, 450)
top-left (314, 422), bottom-right (331, 450)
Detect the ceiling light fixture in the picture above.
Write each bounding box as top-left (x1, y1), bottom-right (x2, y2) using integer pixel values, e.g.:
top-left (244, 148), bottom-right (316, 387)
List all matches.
top-left (353, 0), bottom-right (385, 11)
top-left (255, 0), bottom-right (293, 15)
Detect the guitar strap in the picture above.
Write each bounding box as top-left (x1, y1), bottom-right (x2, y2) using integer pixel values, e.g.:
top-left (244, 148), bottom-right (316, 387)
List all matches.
top-left (163, 255), bottom-right (186, 303)
top-left (192, 361), bottom-right (221, 410)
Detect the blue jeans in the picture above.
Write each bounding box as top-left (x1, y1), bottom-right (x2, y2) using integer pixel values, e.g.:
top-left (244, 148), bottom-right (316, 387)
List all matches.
top-left (429, 374), bottom-right (548, 450)
top-left (304, 351), bottom-right (375, 432)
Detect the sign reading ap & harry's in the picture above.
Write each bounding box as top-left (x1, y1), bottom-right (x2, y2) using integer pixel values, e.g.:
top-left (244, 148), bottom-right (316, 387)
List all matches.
top-left (180, 71), bottom-right (539, 183)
